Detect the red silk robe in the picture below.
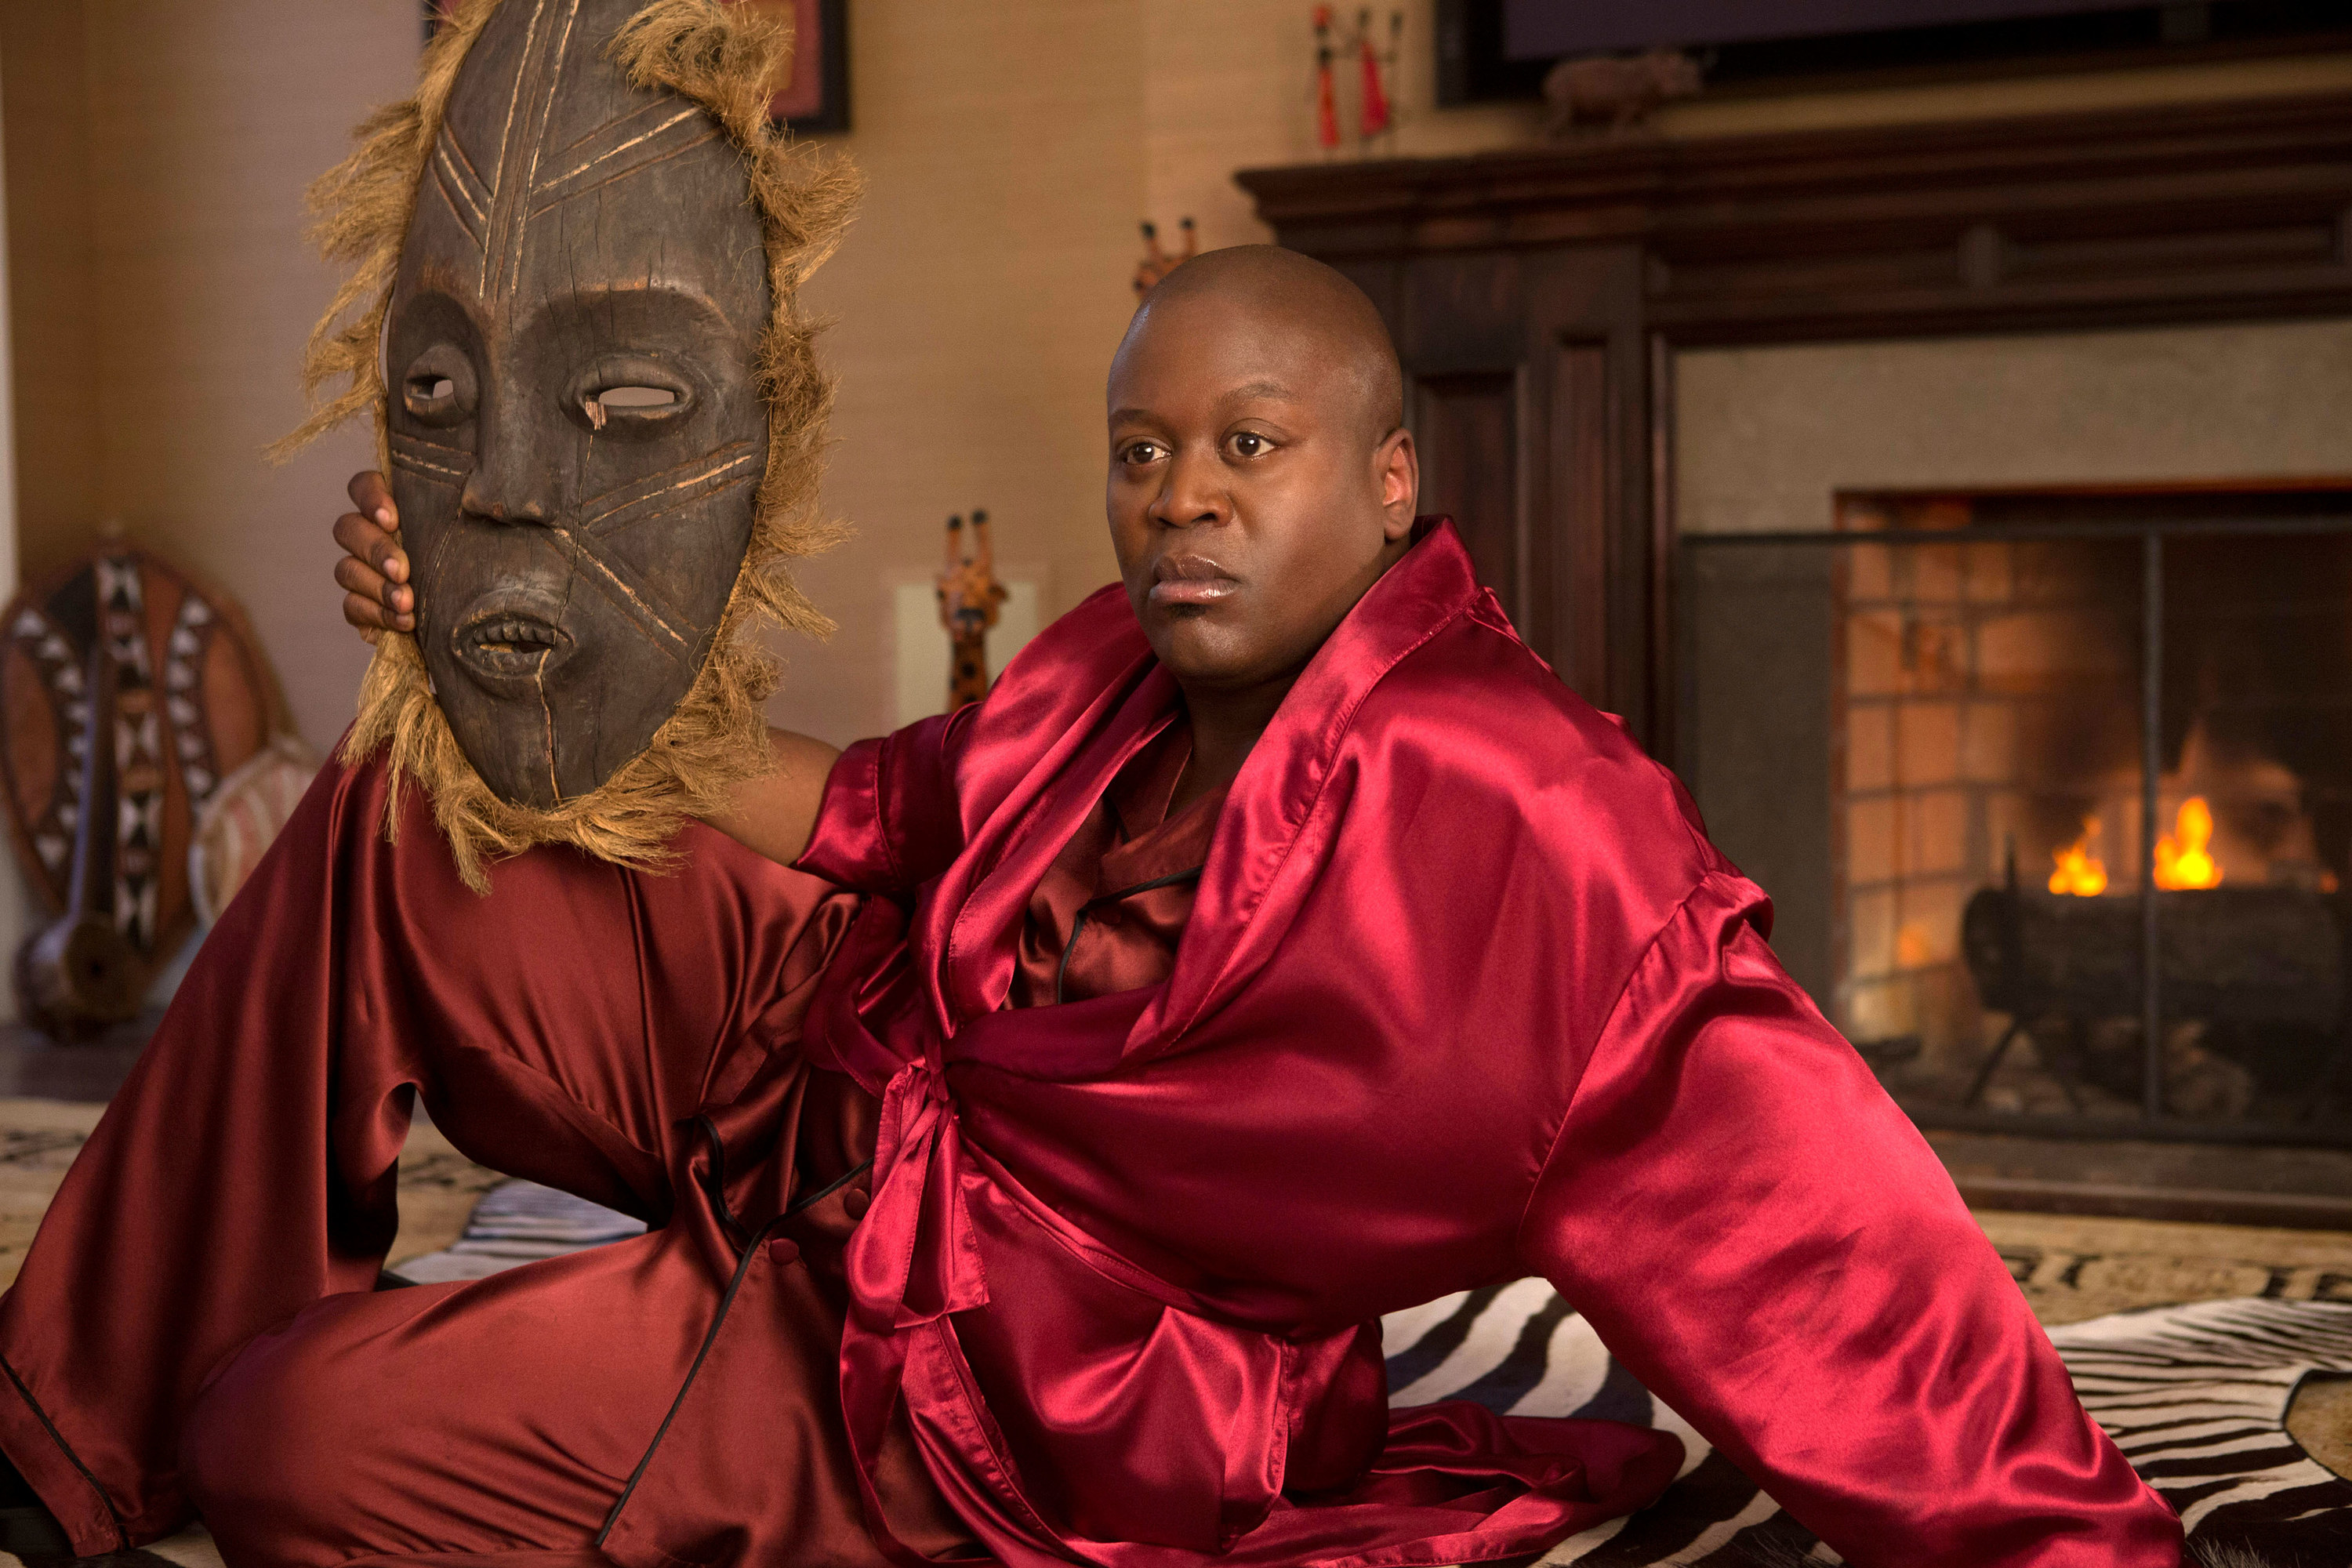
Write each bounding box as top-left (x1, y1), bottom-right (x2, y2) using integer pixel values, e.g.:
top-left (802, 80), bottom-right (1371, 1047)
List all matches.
top-left (796, 523), bottom-right (2183, 1567)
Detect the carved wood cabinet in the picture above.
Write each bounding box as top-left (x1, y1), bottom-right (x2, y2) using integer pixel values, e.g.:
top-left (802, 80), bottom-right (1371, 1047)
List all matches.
top-left (1236, 92), bottom-right (2352, 757)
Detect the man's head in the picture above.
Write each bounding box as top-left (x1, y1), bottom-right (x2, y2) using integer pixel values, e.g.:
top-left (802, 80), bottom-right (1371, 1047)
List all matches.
top-left (1105, 245), bottom-right (1417, 696)
top-left (285, 0), bottom-right (855, 887)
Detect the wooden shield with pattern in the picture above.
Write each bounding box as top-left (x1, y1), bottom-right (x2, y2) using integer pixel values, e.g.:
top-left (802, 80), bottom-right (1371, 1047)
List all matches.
top-left (0, 548), bottom-right (290, 1038)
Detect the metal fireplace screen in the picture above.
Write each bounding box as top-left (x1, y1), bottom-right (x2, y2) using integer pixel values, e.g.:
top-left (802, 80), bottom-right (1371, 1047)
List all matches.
top-left (1678, 491), bottom-right (2352, 1146)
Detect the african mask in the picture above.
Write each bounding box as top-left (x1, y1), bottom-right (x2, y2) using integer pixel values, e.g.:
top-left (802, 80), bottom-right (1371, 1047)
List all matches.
top-left (390, 0), bottom-right (771, 808)
top-left (284, 0), bottom-right (853, 887)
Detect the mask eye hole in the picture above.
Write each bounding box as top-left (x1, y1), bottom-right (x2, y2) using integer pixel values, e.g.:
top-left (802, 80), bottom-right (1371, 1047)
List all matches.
top-left (584, 383), bottom-right (684, 431)
top-left (400, 351), bottom-right (475, 427)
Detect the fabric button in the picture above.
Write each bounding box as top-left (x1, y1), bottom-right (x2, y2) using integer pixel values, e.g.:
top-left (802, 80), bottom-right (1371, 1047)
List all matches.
top-left (766, 1236), bottom-right (800, 1266)
top-left (842, 1187), bottom-right (871, 1221)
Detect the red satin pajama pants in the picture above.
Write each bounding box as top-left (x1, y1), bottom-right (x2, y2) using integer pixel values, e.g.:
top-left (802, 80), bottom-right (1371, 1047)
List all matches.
top-left (0, 758), bottom-right (969, 1567)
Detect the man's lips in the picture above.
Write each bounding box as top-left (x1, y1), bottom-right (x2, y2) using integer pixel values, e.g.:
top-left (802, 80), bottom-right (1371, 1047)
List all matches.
top-left (1149, 554), bottom-right (1240, 608)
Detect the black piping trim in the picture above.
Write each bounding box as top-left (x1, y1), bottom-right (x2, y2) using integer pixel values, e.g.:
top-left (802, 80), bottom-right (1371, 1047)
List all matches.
top-left (693, 1113), bottom-right (744, 1243)
top-left (786, 1156), bottom-right (873, 1218)
top-left (1053, 865), bottom-right (1203, 1005)
top-left (0, 1348), bottom-right (126, 1550)
top-left (594, 1213), bottom-right (782, 1548)
top-left (696, 1112), bottom-right (872, 1246)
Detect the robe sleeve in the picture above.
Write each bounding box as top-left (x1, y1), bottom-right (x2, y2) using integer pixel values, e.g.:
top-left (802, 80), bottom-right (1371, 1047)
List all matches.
top-left (1515, 870), bottom-right (2183, 1567)
top-left (795, 703), bottom-right (982, 895)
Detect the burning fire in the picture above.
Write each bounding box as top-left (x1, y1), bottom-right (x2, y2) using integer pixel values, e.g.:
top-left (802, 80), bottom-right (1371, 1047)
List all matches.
top-left (2155, 797), bottom-right (2223, 890)
top-left (2049, 800), bottom-right (2226, 895)
top-left (2049, 820), bottom-right (2108, 897)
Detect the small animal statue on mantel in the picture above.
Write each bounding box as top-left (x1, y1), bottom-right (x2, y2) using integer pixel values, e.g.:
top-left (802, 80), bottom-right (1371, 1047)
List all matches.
top-left (1133, 218), bottom-right (1198, 299)
top-left (1542, 48), bottom-right (1703, 138)
top-left (936, 510), bottom-right (1009, 712)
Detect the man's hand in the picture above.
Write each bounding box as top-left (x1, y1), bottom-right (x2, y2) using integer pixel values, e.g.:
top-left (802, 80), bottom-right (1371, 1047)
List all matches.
top-left (333, 472), bottom-right (413, 643)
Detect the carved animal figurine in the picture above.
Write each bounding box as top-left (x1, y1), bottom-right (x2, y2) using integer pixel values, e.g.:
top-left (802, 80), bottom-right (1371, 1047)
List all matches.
top-left (1542, 49), bottom-right (1702, 138)
top-left (936, 511), bottom-right (1008, 712)
top-left (1133, 219), bottom-right (1198, 299)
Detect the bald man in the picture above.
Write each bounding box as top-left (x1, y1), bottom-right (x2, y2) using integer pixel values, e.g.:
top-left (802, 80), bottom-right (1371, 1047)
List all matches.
top-left (0, 249), bottom-right (2181, 1568)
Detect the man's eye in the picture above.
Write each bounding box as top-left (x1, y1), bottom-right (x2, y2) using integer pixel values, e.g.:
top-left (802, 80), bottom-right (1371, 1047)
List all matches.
top-left (1123, 442), bottom-right (1164, 464)
top-left (1231, 433), bottom-right (1269, 458)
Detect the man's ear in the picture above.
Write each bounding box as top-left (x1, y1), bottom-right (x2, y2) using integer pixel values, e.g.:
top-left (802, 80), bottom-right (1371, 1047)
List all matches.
top-left (1377, 428), bottom-right (1418, 540)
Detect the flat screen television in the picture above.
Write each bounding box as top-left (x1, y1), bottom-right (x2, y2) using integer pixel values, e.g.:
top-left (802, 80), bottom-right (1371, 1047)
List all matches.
top-left (1509, 0), bottom-right (2151, 57)
top-left (1437, 0), bottom-right (2352, 103)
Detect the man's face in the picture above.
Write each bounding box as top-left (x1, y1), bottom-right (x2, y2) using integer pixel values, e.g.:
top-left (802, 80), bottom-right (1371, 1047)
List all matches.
top-left (385, 0), bottom-right (770, 808)
top-left (1105, 293), bottom-right (1415, 695)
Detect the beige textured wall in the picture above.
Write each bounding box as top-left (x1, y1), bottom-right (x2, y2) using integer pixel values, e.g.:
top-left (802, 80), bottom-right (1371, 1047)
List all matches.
top-left (0, 3), bottom-right (100, 581)
top-left (1676, 321), bottom-right (2352, 537)
top-left (779, 1), bottom-right (1150, 743)
top-left (3, 0), bottom-right (419, 752)
top-left (6, 2), bottom-right (2351, 756)
top-left (82, 0), bottom-right (419, 750)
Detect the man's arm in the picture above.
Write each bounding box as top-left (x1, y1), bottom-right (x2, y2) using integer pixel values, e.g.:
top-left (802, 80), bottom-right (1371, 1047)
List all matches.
top-left (331, 470), bottom-right (838, 866)
top-left (1516, 871), bottom-right (2183, 1567)
top-left (706, 728), bottom-right (840, 866)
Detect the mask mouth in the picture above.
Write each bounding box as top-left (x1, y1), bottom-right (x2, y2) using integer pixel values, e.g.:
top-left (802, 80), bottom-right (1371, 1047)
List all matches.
top-left (450, 597), bottom-right (575, 691)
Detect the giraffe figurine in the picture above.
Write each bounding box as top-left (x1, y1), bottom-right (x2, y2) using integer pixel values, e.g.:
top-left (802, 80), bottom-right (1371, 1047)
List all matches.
top-left (1132, 218), bottom-right (1199, 299)
top-left (937, 510), bottom-right (1009, 712)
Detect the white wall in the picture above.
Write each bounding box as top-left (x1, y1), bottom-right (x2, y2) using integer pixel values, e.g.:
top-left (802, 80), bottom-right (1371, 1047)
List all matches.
top-left (1677, 321), bottom-right (2352, 536)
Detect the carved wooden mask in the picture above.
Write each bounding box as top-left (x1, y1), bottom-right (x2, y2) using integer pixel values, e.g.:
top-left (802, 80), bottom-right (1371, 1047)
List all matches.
top-left (387, 0), bottom-right (771, 808)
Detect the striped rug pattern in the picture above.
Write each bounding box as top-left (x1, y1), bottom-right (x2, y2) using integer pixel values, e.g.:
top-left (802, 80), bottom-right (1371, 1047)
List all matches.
top-left (390, 1178), bottom-right (647, 1283)
top-left (1383, 1285), bottom-right (2352, 1564)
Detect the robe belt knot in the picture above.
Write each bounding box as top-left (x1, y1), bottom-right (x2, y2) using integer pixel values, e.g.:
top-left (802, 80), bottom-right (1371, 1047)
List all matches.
top-left (845, 1057), bottom-right (989, 1333)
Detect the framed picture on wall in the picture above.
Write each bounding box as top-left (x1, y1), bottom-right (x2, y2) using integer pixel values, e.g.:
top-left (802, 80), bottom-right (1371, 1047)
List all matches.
top-left (423, 0), bottom-right (849, 134)
top-left (751, 0), bottom-right (851, 133)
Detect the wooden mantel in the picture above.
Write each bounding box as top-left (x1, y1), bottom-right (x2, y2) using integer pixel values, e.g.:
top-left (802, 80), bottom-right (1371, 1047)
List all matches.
top-left (1235, 91), bottom-right (2352, 749)
top-left (1240, 91), bottom-right (2352, 346)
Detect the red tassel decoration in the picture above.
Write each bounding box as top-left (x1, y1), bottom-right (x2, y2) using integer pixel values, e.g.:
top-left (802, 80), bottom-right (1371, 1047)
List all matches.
top-left (1314, 5), bottom-right (1341, 151)
top-left (1357, 11), bottom-right (1391, 140)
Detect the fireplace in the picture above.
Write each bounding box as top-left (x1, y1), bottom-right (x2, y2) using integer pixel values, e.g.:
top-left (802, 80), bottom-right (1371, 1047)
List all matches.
top-left (1682, 488), bottom-right (2352, 1142)
top-left (1238, 89), bottom-right (2352, 1177)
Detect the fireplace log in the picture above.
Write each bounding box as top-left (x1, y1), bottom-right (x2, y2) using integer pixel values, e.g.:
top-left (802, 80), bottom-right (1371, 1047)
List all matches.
top-left (1962, 887), bottom-right (2344, 1029)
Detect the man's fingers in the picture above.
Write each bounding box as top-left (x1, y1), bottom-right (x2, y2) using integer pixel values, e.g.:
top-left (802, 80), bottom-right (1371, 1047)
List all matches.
top-left (334, 559), bottom-right (415, 630)
top-left (347, 470), bottom-right (397, 528)
top-left (344, 594), bottom-right (393, 642)
top-left (341, 586), bottom-right (412, 635)
top-left (332, 512), bottom-right (412, 594)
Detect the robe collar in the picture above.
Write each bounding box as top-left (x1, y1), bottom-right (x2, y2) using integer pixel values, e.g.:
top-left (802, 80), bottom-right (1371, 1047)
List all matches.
top-left (923, 519), bottom-right (1483, 1073)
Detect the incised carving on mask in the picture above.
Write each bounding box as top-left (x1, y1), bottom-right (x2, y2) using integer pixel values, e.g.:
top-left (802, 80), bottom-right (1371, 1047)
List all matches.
top-left (280, 0), bottom-right (856, 889)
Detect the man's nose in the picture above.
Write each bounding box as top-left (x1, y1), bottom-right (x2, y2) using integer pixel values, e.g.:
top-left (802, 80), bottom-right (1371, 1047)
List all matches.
top-left (460, 378), bottom-right (559, 526)
top-left (1151, 448), bottom-right (1228, 528)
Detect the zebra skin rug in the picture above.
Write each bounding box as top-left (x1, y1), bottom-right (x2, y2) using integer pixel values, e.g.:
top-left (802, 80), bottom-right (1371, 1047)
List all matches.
top-left (1386, 1280), bottom-right (2352, 1565)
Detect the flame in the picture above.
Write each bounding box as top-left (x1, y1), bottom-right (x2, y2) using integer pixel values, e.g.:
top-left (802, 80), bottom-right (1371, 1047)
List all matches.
top-left (2154, 797), bottom-right (2223, 890)
top-left (2049, 819), bottom-right (2108, 897)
